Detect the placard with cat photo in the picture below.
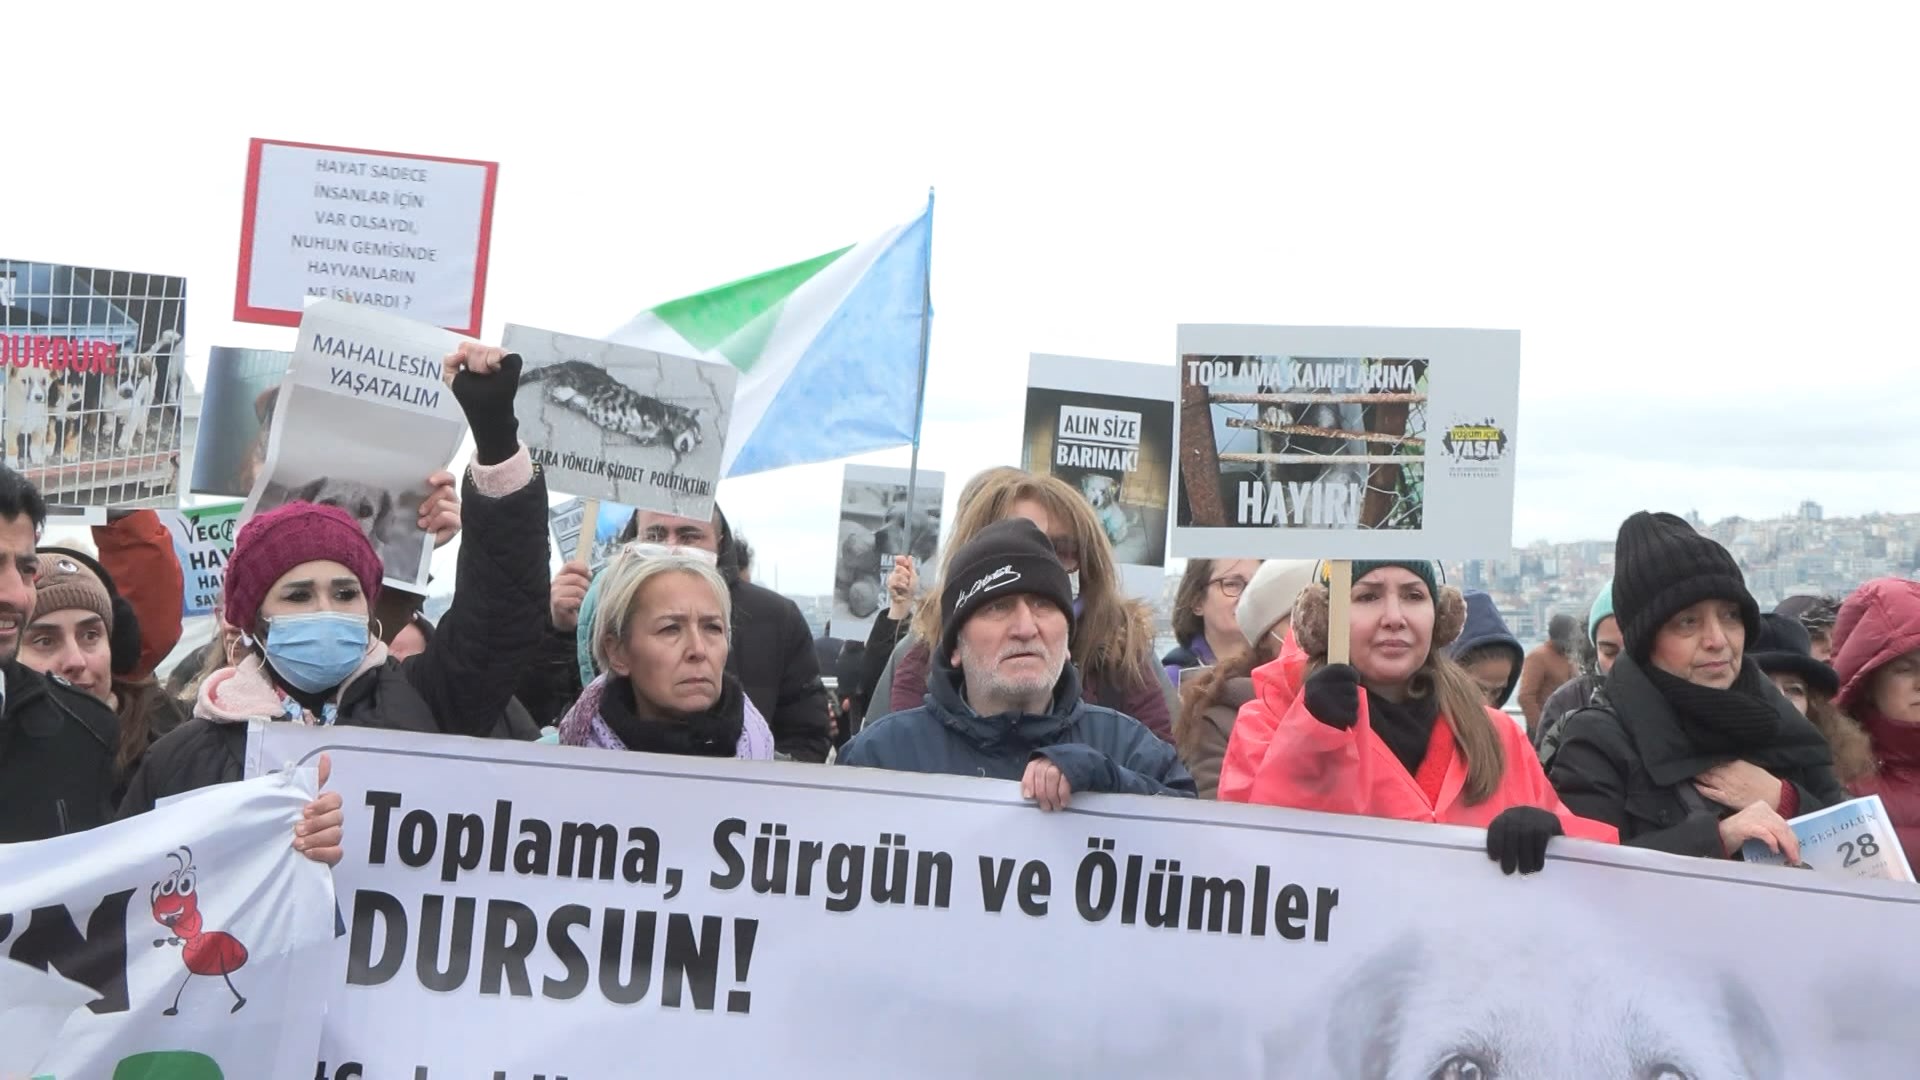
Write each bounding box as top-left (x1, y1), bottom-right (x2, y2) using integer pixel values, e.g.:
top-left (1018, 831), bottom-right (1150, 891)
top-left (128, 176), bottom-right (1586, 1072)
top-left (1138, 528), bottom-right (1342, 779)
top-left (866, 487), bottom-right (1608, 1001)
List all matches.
top-left (1022, 354), bottom-right (1175, 600)
top-left (833, 464), bottom-right (944, 639)
top-left (243, 300), bottom-right (467, 591)
top-left (500, 325), bottom-right (736, 521)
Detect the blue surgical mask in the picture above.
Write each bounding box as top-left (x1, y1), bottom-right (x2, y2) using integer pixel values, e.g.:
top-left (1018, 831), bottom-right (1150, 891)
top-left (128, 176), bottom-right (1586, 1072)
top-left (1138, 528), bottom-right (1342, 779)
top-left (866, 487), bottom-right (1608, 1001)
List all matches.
top-left (265, 612), bottom-right (370, 694)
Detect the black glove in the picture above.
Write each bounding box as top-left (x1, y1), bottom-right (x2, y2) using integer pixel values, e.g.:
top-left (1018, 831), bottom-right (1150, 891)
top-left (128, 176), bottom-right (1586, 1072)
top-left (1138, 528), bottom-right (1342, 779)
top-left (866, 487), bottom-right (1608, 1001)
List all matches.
top-left (1486, 806), bottom-right (1564, 875)
top-left (1302, 663), bottom-right (1364, 730)
top-left (451, 351), bottom-right (523, 466)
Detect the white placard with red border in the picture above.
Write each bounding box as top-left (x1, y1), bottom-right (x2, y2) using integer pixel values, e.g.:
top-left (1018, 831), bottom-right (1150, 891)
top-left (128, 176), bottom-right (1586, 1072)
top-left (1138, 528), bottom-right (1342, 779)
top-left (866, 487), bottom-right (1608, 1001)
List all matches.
top-left (235, 138), bottom-right (498, 337)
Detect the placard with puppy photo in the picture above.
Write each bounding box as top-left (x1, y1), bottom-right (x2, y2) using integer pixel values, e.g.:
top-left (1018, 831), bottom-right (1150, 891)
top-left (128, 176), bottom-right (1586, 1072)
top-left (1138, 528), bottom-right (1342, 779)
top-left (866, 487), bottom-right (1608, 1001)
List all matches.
top-left (192, 346), bottom-right (291, 498)
top-left (501, 325), bottom-right (735, 521)
top-left (1, 259), bottom-right (187, 509)
top-left (243, 300), bottom-right (467, 591)
top-left (832, 464), bottom-right (943, 639)
top-left (1022, 354), bottom-right (1175, 600)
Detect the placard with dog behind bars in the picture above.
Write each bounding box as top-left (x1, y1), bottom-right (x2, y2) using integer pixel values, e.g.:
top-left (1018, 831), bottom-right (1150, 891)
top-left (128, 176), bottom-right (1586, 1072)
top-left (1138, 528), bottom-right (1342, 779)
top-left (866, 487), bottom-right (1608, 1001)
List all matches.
top-left (242, 301), bottom-right (467, 591)
top-left (1022, 354), bottom-right (1175, 600)
top-left (1, 259), bottom-right (186, 508)
top-left (500, 325), bottom-right (735, 522)
top-left (1172, 324), bottom-right (1519, 561)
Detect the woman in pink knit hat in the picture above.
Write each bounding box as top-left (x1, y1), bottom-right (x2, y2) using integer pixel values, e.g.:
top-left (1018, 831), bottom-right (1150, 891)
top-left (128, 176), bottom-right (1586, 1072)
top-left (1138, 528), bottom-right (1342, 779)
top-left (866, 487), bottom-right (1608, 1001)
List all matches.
top-left (120, 344), bottom-right (550, 860)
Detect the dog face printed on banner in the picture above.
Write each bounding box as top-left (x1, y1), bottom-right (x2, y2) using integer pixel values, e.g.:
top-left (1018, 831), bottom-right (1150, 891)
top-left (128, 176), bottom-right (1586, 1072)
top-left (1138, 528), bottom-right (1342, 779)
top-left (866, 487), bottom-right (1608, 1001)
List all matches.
top-left (1276, 928), bottom-right (1785, 1079)
top-left (289, 476), bottom-right (423, 578)
top-left (112, 328), bottom-right (176, 453)
top-left (1079, 472), bottom-right (1133, 547)
top-left (5, 368), bottom-right (54, 466)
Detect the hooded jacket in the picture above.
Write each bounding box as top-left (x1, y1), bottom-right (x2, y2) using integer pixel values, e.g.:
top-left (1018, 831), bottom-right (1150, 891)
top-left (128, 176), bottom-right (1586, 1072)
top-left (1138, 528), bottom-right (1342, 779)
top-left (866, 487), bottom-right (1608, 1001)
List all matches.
top-left (0, 661), bottom-right (121, 842)
top-left (1449, 591), bottom-right (1525, 708)
top-left (91, 510), bottom-right (186, 680)
top-left (1548, 654), bottom-right (1848, 857)
top-left (1829, 578), bottom-right (1920, 857)
top-left (1218, 632), bottom-right (1618, 843)
top-left (118, 452), bottom-right (549, 815)
top-left (837, 654), bottom-right (1195, 799)
top-left (1177, 672), bottom-right (1253, 800)
top-left (1517, 642), bottom-right (1575, 732)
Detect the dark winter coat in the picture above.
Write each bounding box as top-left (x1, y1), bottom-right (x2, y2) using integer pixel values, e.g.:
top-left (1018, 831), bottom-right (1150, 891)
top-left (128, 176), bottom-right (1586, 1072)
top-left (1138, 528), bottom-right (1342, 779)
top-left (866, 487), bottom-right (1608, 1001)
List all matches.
top-left (838, 655), bottom-right (1195, 799)
top-left (1549, 655), bottom-right (1848, 857)
top-left (119, 458), bottom-right (551, 815)
top-left (730, 579), bottom-right (831, 762)
top-left (887, 638), bottom-right (1178, 743)
top-left (0, 661), bottom-right (121, 842)
top-left (1535, 671), bottom-right (1606, 768)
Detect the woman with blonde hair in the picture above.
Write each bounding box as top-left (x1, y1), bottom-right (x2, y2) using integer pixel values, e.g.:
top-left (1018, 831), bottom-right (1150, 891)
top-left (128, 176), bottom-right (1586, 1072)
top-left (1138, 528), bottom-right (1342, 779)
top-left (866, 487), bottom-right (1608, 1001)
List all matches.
top-left (1222, 560), bottom-right (1617, 874)
top-left (557, 547), bottom-right (774, 758)
top-left (881, 470), bottom-right (1173, 740)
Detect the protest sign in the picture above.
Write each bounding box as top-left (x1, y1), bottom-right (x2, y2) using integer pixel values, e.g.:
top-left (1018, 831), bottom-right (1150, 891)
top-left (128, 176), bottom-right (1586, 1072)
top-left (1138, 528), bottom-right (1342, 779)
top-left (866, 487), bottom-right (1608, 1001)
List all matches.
top-left (548, 496), bottom-right (626, 575)
top-left (251, 722), bottom-right (1920, 1078)
top-left (1, 259), bottom-right (186, 509)
top-left (192, 346), bottom-right (290, 498)
top-left (163, 501), bottom-right (244, 618)
top-left (0, 772), bottom-right (335, 1079)
top-left (1023, 354), bottom-right (1174, 599)
top-left (502, 325), bottom-right (736, 520)
top-left (1743, 794), bottom-right (1916, 882)
top-left (243, 300), bottom-right (466, 591)
top-left (1172, 325), bottom-right (1519, 560)
top-left (832, 464), bottom-right (943, 638)
top-left (235, 138), bottom-right (498, 336)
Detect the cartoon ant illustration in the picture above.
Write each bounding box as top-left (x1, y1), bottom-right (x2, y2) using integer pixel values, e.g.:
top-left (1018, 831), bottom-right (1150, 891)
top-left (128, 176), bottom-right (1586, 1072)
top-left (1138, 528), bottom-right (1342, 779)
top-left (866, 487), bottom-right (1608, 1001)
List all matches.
top-left (150, 846), bottom-right (249, 1015)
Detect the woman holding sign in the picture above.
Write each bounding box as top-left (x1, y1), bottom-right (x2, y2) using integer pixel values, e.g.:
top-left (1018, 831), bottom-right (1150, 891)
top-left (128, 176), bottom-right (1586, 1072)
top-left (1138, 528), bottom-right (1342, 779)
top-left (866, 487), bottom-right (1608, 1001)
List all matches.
top-left (554, 547), bottom-right (774, 758)
top-left (1829, 577), bottom-right (1920, 860)
top-left (1549, 513), bottom-right (1847, 860)
top-left (120, 343), bottom-right (550, 815)
top-left (1220, 559), bottom-right (1617, 875)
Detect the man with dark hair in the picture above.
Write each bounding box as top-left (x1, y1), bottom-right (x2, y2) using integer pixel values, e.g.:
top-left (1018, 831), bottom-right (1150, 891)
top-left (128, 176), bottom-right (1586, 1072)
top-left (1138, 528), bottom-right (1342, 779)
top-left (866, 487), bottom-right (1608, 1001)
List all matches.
top-left (0, 465), bottom-right (123, 841)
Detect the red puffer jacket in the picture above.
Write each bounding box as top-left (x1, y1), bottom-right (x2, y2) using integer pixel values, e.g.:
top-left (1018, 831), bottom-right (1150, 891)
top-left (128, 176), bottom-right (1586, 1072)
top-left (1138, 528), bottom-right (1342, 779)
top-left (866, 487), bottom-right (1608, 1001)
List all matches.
top-left (1218, 632), bottom-right (1617, 843)
top-left (1831, 578), bottom-right (1920, 860)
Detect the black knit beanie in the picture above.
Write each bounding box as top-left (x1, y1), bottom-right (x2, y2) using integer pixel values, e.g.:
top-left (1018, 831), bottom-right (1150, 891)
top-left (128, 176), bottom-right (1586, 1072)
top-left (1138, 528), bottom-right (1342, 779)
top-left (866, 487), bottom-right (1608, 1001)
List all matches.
top-left (1612, 511), bottom-right (1760, 661)
top-left (939, 518), bottom-right (1076, 660)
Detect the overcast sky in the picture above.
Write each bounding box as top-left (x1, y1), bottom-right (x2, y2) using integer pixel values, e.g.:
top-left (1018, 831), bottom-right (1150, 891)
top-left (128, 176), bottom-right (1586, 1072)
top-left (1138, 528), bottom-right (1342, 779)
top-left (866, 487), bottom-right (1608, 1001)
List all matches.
top-left (12, 2), bottom-right (1918, 594)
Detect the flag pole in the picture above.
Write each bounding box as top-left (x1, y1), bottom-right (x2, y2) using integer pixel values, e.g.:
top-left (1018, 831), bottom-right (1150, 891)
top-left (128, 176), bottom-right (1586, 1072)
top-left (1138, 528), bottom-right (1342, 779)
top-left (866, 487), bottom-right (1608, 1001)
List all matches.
top-left (902, 188), bottom-right (935, 564)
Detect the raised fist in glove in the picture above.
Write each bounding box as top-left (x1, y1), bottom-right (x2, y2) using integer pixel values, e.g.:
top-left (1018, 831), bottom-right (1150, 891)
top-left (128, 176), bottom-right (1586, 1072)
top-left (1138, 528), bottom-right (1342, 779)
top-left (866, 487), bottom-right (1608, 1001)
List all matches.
top-left (1302, 663), bottom-right (1365, 730)
top-left (444, 343), bottom-right (523, 466)
top-left (1486, 805), bottom-right (1564, 876)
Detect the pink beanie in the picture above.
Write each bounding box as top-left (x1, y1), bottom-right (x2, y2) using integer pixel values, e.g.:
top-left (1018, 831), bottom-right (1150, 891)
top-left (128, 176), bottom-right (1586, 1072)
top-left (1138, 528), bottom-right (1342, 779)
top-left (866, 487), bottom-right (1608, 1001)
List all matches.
top-left (224, 502), bottom-right (384, 628)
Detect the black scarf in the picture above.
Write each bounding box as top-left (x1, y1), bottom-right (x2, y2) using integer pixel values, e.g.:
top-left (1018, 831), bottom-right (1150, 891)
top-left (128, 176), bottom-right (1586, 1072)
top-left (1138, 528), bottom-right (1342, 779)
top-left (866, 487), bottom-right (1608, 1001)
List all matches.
top-left (1366, 689), bottom-right (1441, 778)
top-left (600, 675), bottom-right (745, 757)
top-left (1644, 660), bottom-right (1829, 767)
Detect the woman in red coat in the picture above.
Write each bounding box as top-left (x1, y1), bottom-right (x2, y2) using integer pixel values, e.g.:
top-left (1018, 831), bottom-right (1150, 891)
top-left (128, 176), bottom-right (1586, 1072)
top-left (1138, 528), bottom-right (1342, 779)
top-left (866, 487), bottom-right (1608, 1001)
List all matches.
top-left (1219, 560), bottom-right (1616, 873)
top-left (1830, 578), bottom-right (1920, 858)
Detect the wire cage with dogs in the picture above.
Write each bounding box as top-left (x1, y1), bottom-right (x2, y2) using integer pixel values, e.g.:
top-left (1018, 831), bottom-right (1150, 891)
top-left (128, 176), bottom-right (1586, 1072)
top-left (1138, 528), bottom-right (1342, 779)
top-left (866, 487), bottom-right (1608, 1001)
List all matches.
top-left (1, 261), bottom-right (185, 507)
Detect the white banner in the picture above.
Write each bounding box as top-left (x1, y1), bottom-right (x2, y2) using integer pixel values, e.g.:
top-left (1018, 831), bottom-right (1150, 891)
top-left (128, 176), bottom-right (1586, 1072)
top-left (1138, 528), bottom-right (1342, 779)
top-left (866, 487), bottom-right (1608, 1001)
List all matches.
top-left (1172, 325), bottom-right (1520, 560)
top-left (0, 772), bottom-right (336, 1079)
top-left (248, 722), bottom-right (1920, 1077)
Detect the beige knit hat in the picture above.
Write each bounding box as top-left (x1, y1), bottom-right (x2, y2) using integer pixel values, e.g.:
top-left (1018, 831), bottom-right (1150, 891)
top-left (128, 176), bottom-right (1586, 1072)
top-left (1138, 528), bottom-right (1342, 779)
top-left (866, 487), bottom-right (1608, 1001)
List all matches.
top-left (32, 554), bottom-right (114, 630)
top-left (1235, 559), bottom-right (1319, 645)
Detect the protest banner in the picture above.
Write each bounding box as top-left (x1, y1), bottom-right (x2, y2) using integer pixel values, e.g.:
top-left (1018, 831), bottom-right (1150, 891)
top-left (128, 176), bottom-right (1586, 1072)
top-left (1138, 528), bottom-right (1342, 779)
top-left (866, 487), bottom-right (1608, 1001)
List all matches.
top-left (832, 464), bottom-right (943, 638)
top-left (502, 325), bottom-right (736, 521)
top-left (250, 722), bottom-right (1920, 1078)
top-left (235, 138), bottom-right (498, 336)
top-left (1, 259), bottom-right (186, 509)
top-left (1172, 325), bottom-right (1519, 561)
top-left (243, 300), bottom-right (467, 591)
top-left (191, 346), bottom-right (291, 498)
top-left (0, 772), bottom-right (335, 1079)
top-left (1023, 354), bottom-right (1174, 599)
top-left (1744, 794), bottom-right (1916, 882)
top-left (163, 501), bottom-right (244, 618)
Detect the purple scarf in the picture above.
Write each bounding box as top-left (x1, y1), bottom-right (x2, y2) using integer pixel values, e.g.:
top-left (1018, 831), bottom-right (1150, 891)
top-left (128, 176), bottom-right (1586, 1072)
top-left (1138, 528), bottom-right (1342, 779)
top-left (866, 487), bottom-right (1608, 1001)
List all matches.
top-left (558, 675), bottom-right (775, 759)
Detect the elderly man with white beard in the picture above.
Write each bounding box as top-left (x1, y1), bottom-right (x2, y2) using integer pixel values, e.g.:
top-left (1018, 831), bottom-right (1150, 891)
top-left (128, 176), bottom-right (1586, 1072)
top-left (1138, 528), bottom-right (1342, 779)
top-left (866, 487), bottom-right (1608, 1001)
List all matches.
top-left (838, 518), bottom-right (1194, 808)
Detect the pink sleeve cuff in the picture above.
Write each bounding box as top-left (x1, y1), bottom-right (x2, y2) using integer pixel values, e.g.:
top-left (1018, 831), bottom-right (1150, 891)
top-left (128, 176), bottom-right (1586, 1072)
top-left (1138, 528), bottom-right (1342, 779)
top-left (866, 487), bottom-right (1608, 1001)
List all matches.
top-left (468, 444), bottom-right (535, 498)
top-left (1777, 778), bottom-right (1800, 819)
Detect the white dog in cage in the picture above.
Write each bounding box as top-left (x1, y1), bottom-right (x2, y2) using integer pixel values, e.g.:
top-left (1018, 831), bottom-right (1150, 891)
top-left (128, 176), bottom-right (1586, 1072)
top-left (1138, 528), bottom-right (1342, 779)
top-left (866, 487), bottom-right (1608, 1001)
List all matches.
top-left (112, 329), bottom-right (177, 452)
top-left (4, 369), bottom-right (54, 466)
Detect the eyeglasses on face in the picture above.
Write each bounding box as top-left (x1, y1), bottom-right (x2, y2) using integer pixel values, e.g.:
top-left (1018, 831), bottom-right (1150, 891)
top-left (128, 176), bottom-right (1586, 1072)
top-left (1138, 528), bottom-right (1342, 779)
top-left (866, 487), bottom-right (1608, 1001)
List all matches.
top-left (1210, 576), bottom-right (1247, 598)
top-left (1049, 535), bottom-right (1080, 572)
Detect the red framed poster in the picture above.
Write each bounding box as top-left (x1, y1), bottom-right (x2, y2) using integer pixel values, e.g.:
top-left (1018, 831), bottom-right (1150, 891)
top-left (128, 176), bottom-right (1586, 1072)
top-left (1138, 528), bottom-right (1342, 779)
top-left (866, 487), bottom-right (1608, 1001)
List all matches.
top-left (234, 138), bottom-right (498, 337)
